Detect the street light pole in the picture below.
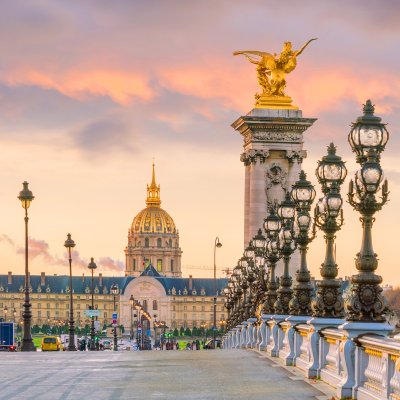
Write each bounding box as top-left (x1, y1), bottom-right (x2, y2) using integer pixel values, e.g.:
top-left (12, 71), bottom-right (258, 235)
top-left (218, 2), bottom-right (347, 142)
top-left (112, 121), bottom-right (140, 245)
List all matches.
top-left (129, 295), bottom-right (134, 343)
top-left (64, 233), bottom-right (77, 351)
top-left (111, 283), bottom-right (119, 351)
top-left (213, 237), bottom-right (222, 349)
top-left (88, 258), bottom-right (97, 350)
top-left (18, 181), bottom-right (36, 352)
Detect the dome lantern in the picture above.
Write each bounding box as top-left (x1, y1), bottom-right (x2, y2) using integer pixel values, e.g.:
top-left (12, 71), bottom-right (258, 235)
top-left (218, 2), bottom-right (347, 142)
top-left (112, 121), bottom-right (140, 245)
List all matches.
top-left (146, 163), bottom-right (161, 207)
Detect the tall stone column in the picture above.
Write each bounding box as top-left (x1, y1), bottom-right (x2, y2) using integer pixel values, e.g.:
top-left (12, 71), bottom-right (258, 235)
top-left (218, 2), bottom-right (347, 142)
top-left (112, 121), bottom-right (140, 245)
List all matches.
top-left (233, 108), bottom-right (316, 248)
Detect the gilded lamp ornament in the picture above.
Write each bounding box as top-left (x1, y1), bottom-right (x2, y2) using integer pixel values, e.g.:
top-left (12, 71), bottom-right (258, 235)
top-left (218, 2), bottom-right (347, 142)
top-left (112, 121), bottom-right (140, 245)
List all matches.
top-left (234, 38), bottom-right (317, 109)
top-left (345, 101), bottom-right (389, 322)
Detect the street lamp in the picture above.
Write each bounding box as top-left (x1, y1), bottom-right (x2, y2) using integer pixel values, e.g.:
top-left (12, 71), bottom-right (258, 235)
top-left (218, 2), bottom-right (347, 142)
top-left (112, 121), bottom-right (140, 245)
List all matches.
top-left (88, 258), bottom-right (97, 350)
top-left (345, 101), bottom-right (389, 321)
top-left (3, 306), bottom-right (8, 322)
top-left (129, 295), bottom-right (135, 342)
top-left (110, 282), bottom-right (119, 351)
top-left (289, 171), bottom-right (316, 316)
top-left (18, 181), bottom-right (36, 352)
top-left (213, 237), bottom-right (222, 349)
top-left (263, 208), bottom-right (282, 314)
top-left (64, 233), bottom-right (77, 351)
top-left (13, 308), bottom-right (16, 323)
top-left (312, 144), bottom-right (347, 318)
top-left (274, 193), bottom-right (296, 315)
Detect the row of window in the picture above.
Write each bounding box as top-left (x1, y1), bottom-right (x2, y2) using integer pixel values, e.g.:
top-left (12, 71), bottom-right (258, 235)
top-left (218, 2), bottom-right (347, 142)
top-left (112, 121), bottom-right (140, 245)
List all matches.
top-left (172, 313), bottom-right (225, 321)
top-left (171, 305), bottom-right (224, 312)
top-left (0, 302), bottom-right (112, 310)
top-left (132, 258), bottom-right (174, 272)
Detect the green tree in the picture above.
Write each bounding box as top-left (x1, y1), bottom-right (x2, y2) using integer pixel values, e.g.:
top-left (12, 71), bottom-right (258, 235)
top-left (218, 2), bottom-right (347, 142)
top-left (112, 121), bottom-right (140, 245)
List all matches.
top-left (173, 328), bottom-right (179, 337)
top-left (179, 326), bottom-right (185, 336)
top-left (184, 327), bottom-right (192, 336)
top-left (192, 327), bottom-right (199, 336)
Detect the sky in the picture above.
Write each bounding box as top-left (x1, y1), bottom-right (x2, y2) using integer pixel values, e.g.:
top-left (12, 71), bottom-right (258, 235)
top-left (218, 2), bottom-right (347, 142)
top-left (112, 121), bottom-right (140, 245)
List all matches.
top-left (0, 0), bottom-right (399, 284)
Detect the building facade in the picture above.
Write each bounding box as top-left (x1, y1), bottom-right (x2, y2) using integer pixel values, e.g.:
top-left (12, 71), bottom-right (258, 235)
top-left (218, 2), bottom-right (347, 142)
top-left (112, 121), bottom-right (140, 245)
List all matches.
top-left (0, 165), bottom-right (227, 336)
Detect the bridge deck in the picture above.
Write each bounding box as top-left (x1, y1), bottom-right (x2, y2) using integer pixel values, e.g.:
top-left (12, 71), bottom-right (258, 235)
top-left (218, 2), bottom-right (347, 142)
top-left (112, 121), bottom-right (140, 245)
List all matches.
top-left (1, 350), bottom-right (331, 399)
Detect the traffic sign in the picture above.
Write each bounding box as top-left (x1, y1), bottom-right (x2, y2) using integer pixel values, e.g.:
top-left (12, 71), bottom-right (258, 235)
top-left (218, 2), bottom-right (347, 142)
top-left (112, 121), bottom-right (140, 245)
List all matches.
top-left (112, 313), bottom-right (118, 319)
top-left (112, 319), bottom-right (117, 325)
top-left (137, 328), bottom-right (142, 334)
top-left (84, 309), bottom-right (102, 317)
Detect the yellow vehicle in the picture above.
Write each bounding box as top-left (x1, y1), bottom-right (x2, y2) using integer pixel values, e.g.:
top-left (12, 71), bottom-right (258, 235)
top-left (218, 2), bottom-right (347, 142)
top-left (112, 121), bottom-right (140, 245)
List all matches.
top-left (41, 336), bottom-right (62, 351)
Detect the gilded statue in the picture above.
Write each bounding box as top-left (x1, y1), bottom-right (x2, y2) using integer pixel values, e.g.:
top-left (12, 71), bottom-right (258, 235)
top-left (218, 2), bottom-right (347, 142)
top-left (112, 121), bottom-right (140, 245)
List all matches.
top-left (234, 39), bottom-right (317, 108)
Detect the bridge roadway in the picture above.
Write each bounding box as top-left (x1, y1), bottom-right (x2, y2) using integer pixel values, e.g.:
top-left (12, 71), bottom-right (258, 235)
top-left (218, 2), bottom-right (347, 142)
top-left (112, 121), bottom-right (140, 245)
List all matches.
top-left (0, 349), bottom-right (334, 399)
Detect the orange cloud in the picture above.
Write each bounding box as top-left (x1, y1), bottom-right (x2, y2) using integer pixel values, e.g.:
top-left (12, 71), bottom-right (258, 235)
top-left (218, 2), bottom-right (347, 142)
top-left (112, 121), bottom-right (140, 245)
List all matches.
top-left (4, 68), bottom-right (155, 105)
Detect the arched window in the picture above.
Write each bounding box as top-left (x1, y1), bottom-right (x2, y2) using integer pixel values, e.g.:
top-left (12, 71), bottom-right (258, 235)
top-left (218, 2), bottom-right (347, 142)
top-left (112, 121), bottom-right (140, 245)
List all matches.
top-left (144, 238), bottom-right (149, 248)
top-left (157, 238), bottom-right (162, 248)
top-left (142, 300), bottom-right (148, 311)
top-left (153, 300), bottom-right (158, 310)
top-left (169, 239), bottom-right (172, 248)
top-left (170, 259), bottom-right (174, 272)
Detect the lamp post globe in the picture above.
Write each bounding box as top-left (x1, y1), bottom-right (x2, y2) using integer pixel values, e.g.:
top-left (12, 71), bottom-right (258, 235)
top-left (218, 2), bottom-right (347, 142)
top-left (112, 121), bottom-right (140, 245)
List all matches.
top-left (348, 100), bottom-right (389, 164)
top-left (110, 282), bottom-right (119, 351)
top-left (316, 143), bottom-right (347, 194)
top-left (64, 233), bottom-right (77, 351)
top-left (277, 192), bottom-right (296, 222)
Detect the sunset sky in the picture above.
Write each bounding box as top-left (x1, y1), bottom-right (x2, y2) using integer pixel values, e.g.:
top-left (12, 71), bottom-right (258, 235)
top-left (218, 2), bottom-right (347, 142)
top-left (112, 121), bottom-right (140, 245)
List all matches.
top-left (0, 1), bottom-right (399, 284)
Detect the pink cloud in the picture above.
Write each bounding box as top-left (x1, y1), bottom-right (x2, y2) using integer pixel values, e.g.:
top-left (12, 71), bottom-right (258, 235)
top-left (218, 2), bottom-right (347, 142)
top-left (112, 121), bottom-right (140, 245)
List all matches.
top-left (4, 68), bottom-right (155, 106)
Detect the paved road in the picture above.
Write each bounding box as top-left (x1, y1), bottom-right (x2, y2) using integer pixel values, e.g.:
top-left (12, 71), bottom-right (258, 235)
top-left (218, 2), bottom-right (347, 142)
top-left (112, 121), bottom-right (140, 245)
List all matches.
top-left (0, 350), bottom-right (326, 399)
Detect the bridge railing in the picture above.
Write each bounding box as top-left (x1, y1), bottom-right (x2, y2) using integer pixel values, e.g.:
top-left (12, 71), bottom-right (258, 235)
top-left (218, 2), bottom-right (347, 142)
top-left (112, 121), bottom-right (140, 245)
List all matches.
top-left (223, 318), bottom-right (400, 399)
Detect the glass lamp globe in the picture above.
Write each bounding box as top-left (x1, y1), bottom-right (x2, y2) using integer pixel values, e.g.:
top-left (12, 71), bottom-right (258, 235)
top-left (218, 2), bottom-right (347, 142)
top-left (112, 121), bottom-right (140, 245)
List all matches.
top-left (264, 208), bottom-right (282, 235)
top-left (244, 242), bottom-right (255, 259)
top-left (278, 192), bottom-right (296, 221)
top-left (326, 184), bottom-right (343, 217)
top-left (291, 170), bottom-right (316, 207)
top-left (359, 150), bottom-right (384, 194)
top-left (348, 100), bottom-right (389, 163)
top-left (316, 143), bottom-right (347, 192)
top-left (253, 229), bottom-right (266, 250)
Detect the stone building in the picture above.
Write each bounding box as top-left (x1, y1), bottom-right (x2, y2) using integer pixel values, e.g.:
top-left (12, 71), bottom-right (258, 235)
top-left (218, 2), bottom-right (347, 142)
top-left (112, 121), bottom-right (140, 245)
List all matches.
top-left (0, 165), bottom-right (227, 336)
top-left (124, 164), bottom-right (182, 277)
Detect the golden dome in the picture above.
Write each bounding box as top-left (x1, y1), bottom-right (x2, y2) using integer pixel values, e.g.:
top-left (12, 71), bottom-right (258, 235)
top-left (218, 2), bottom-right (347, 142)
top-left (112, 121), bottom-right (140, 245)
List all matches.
top-left (132, 207), bottom-right (176, 234)
top-left (131, 164), bottom-right (176, 234)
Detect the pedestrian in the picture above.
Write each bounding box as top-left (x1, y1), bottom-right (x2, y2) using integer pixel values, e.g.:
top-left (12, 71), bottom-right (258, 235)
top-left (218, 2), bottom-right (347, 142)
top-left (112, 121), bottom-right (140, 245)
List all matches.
top-left (176, 341), bottom-right (179, 350)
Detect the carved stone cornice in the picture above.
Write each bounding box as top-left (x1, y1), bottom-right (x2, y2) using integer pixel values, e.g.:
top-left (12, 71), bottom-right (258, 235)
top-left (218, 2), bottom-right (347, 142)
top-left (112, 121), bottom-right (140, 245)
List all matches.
top-left (240, 149), bottom-right (269, 165)
top-left (286, 150), bottom-right (307, 163)
top-left (232, 115), bottom-right (317, 147)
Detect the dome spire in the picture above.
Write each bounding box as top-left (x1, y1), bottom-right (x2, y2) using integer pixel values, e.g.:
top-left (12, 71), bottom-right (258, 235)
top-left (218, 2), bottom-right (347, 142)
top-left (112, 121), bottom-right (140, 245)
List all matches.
top-left (146, 162), bottom-right (161, 207)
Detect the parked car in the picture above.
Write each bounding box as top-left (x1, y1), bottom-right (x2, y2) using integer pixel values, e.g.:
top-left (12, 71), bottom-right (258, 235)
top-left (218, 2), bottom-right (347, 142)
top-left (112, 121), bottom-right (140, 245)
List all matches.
top-left (102, 340), bottom-right (112, 350)
top-left (42, 336), bottom-right (62, 351)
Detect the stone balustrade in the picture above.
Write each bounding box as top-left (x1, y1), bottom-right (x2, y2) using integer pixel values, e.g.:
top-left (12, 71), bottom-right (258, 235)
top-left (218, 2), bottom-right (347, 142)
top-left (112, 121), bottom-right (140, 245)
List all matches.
top-left (223, 318), bottom-right (399, 399)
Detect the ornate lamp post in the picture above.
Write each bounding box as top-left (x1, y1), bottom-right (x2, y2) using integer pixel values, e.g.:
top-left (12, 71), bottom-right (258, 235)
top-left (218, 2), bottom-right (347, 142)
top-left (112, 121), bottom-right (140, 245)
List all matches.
top-left (263, 209), bottom-right (282, 314)
top-left (129, 295), bottom-right (135, 342)
top-left (213, 237), bottom-right (222, 349)
top-left (274, 193), bottom-right (296, 315)
top-left (110, 282), bottom-right (119, 351)
top-left (312, 144), bottom-right (347, 318)
top-left (345, 101), bottom-right (389, 322)
top-left (88, 258), bottom-right (97, 350)
top-left (18, 181), bottom-right (36, 351)
top-left (252, 229), bottom-right (267, 312)
top-left (238, 256), bottom-right (249, 320)
top-left (289, 171), bottom-right (316, 316)
top-left (64, 233), bottom-right (77, 351)
top-left (244, 242), bottom-right (257, 318)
